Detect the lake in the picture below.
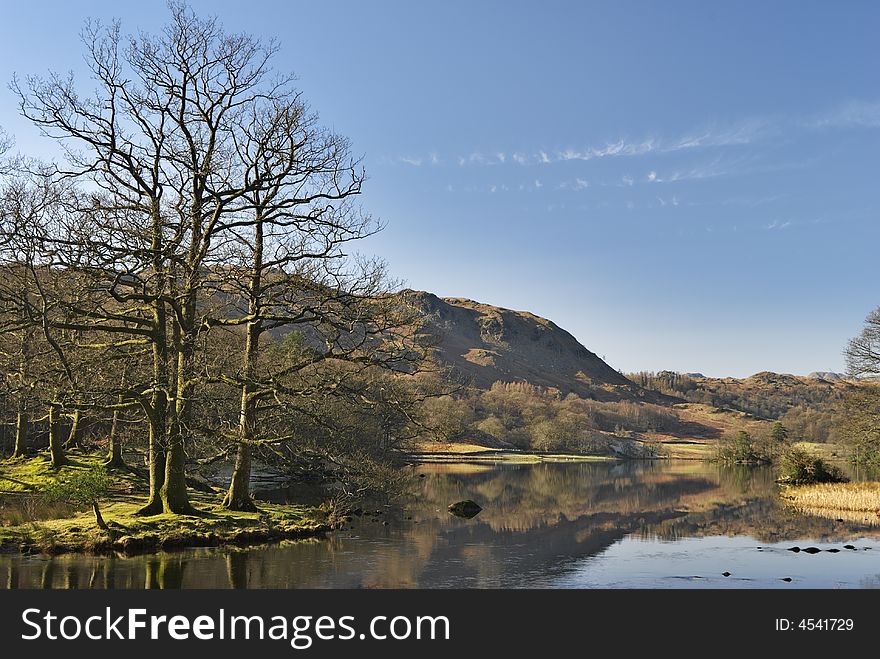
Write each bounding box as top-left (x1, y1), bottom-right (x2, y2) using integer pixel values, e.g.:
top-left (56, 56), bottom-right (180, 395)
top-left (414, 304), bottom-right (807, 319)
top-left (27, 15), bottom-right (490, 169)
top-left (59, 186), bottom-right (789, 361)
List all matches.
top-left (2, 459), bottom-right (880, 589)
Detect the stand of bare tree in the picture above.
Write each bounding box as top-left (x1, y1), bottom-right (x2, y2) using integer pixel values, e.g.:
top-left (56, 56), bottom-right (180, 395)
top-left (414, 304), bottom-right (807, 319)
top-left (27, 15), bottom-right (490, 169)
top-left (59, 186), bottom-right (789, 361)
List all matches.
top-left (0, 3), bottom-right (435, 514)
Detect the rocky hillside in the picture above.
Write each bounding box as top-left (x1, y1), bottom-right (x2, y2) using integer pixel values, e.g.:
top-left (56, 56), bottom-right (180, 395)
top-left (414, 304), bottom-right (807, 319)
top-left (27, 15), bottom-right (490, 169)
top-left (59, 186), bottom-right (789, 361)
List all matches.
top-left (405, 291), bottom-right (662, 403)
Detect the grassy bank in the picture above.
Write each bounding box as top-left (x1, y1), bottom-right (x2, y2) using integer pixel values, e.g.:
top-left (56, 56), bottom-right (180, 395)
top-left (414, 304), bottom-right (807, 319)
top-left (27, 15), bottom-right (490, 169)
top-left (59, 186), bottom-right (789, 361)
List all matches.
top-left (780, 481), bottom-right (880, 515)
top-left (0, 453), bottom-right (331, 556)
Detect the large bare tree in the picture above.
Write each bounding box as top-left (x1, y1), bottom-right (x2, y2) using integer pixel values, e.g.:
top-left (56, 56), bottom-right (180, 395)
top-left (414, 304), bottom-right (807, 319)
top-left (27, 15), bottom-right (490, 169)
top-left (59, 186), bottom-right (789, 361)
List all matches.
top-left (7, 3), bottom-right (430, 514)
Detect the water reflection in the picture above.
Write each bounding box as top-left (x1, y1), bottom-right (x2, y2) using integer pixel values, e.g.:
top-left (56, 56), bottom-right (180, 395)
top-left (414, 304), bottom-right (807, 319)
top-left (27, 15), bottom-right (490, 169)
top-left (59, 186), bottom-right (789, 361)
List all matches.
top-left (2, 460), bottom-right (879, 588)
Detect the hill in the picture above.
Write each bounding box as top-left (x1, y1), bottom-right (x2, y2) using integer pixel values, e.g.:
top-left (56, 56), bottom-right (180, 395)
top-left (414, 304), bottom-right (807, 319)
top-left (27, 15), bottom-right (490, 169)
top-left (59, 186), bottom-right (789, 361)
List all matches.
top-left (403, 291), bottom-right (764, 457)
top-left (405, 291), bottom-right (657, 403)
top-left (628, 370), bottom-right (855, 445)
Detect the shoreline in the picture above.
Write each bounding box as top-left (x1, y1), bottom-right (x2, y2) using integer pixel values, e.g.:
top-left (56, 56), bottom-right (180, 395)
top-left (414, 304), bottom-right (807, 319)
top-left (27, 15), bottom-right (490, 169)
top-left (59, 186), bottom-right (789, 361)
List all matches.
top-left (0, 454), bottom-right (332, 557)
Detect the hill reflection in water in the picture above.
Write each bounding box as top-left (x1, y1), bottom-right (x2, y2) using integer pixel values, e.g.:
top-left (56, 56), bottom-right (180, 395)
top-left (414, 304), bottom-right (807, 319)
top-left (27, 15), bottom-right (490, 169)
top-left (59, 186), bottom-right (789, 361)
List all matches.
top-left (3, 460), bottom-right (880, 589)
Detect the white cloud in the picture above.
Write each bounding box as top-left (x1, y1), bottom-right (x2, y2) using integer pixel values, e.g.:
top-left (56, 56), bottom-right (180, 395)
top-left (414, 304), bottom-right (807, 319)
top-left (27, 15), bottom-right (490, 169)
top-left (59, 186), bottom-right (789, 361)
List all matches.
top-left (621, 175), bottom-right (634, 187)
top-left (512, 152), bottom-right (528, 165)
top-left (669, 119), bottom-right (766, 151)
top-left (496, 152), bottom-right (506, 163)
top-left (557, 177), bottom-right (590, 191)
top-left (558, 148), bottom-right (590, 161)
top-left (538, 151), bottom-right (551, 164)
top-left (765, 219), bottom-right (793, 230)
top-left (647, 171), bottom-right (657, 182)
top-left (399, 156), bottom-right (423, 166)
top-left (534, 179), bottom-right (543, 189)
top-left (807, 99), bottom-right (880, 129)
top-left (430, 152), bottom-right (439, 165)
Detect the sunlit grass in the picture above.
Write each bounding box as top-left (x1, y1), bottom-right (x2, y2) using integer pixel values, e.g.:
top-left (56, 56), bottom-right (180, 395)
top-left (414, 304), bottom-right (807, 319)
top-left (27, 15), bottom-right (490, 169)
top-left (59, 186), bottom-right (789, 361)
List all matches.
top-left (781, 482), bottom-right (880, 513)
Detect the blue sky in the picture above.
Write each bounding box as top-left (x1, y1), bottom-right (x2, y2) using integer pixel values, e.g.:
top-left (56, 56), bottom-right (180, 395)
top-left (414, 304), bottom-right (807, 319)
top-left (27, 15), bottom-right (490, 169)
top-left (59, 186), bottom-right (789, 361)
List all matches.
top-left (1, 1), bottom-right (878, 377)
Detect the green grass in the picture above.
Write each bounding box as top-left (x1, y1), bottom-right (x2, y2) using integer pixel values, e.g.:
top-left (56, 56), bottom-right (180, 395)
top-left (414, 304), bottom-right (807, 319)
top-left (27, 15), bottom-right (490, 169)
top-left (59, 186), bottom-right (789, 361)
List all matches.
top-left (0, 452), bottom-right (142, 494)
top-left (0, 452), bottom-right (330, 555)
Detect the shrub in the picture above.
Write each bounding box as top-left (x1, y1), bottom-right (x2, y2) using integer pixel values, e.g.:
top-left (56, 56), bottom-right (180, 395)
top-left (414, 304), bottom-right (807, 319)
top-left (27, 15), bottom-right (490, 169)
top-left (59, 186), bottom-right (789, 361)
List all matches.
top-left (43, 467), bottom-right (111, 529)
top-left (778, 447), bottom-right (848, 484)
top-left (716, 430), bottom-right (771, 464)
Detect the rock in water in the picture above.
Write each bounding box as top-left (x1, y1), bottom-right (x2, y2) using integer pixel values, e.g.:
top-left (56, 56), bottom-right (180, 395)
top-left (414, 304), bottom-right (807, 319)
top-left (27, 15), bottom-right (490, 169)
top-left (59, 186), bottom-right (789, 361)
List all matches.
top-left (802, 547), bottom-right (821, 554)
top-left (448, 500), bottom-right (482, 518)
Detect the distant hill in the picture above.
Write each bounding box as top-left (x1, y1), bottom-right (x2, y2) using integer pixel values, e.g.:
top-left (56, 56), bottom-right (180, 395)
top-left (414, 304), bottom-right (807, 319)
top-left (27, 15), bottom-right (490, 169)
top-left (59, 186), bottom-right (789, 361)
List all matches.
top-left (807, 371), bottom-right (847, 382)
top-left (405, 290), bottom-right (660, 403)
top-left (628, 369), bottom-right (855, 444)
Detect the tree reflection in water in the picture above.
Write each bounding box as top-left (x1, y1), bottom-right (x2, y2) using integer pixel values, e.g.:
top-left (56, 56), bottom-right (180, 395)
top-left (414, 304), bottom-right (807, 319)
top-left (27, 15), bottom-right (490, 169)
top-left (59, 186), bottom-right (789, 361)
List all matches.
top-left (2, 461), bottom-right (880, 588)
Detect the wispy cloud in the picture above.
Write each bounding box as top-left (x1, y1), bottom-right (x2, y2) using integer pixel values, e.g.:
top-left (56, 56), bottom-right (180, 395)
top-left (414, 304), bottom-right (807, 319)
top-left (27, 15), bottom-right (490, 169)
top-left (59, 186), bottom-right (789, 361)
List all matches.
top-left (668, 119), bottom-right (767, 151)
top-left (806, 99), bottom-right (880, 129)
top-left (655, 195), bottom-right (680, 208)
top-left (648, 156), bottom-right (736, 183)
top-left (558, 177), bottom-right (590, 191)
top-left (765, 219), bottom-right (793, 230)
top-left (387, 99), bottom-right (878, 175)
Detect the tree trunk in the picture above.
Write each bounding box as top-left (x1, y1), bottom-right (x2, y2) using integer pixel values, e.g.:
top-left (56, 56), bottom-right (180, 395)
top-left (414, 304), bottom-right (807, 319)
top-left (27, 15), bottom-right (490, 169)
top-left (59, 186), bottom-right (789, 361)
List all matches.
top-left (223, 218), bottom-right (262, 512)
top-left (137, 295), bottom-right (168, 516)
top-left (104, 408), bottom-right (126, 468)
top-left (92, 501), bottom-right (108, 531)
top-left (161, 423), bottom-right (194, 514)
top-left (12, 411), bottom-right (28, 458)
top-left (160, 285), bottom-right (196, 515)
top-left (64, 409), bottom-right (81, 448)
top-left (223, 442), bottom-right (256, 511)
top-left (223, 329), bottom-right (259, 511)
top-left (137, 395), bottom-right (166, 515)
top-left (48, 405), bottom-right (68, 468)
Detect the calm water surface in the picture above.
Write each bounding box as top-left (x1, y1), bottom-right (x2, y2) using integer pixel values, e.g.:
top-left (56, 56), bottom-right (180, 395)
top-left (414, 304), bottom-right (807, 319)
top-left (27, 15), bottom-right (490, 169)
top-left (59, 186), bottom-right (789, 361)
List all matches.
top-left (2, 460), bottom-right (880, 588)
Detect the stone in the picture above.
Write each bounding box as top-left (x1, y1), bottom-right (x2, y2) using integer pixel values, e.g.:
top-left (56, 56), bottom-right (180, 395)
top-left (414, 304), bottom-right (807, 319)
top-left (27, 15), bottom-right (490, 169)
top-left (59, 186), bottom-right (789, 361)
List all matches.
top-left (448, 500), bottom-right (482, 518)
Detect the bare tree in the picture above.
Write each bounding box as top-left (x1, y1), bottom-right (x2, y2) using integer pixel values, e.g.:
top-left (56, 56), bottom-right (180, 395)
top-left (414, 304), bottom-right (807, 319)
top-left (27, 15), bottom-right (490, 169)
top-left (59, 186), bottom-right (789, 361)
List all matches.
top-left (9, 3), bottom-right (432, 513)
top-left (846, 307), bottom-right (880, 377)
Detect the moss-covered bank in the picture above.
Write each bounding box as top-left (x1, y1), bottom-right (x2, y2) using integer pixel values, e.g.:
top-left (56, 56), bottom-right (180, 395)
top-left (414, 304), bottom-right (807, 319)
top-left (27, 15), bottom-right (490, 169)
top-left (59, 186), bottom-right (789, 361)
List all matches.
top-left (0, 453), bottom-right (331, 556)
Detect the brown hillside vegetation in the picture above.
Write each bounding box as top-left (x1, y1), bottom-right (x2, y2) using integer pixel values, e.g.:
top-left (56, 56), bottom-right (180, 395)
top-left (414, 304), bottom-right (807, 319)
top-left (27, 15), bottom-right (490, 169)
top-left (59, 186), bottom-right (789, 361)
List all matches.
top-left (403, 291), bottom-right (774, 456)
top-left (406, 290), bottom-right (662, 403)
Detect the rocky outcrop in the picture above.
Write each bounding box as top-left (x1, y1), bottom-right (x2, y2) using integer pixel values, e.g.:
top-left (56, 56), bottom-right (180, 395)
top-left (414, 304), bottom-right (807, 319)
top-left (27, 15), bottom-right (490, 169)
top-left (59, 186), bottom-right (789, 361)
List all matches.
top-left (404, 290), bottom-right (664, 403)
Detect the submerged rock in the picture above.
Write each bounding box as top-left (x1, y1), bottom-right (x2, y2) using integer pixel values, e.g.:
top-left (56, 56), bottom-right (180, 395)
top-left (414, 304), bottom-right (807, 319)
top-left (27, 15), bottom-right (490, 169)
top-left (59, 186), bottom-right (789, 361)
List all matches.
top-left (448, 500), bottom-right (482, 518)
